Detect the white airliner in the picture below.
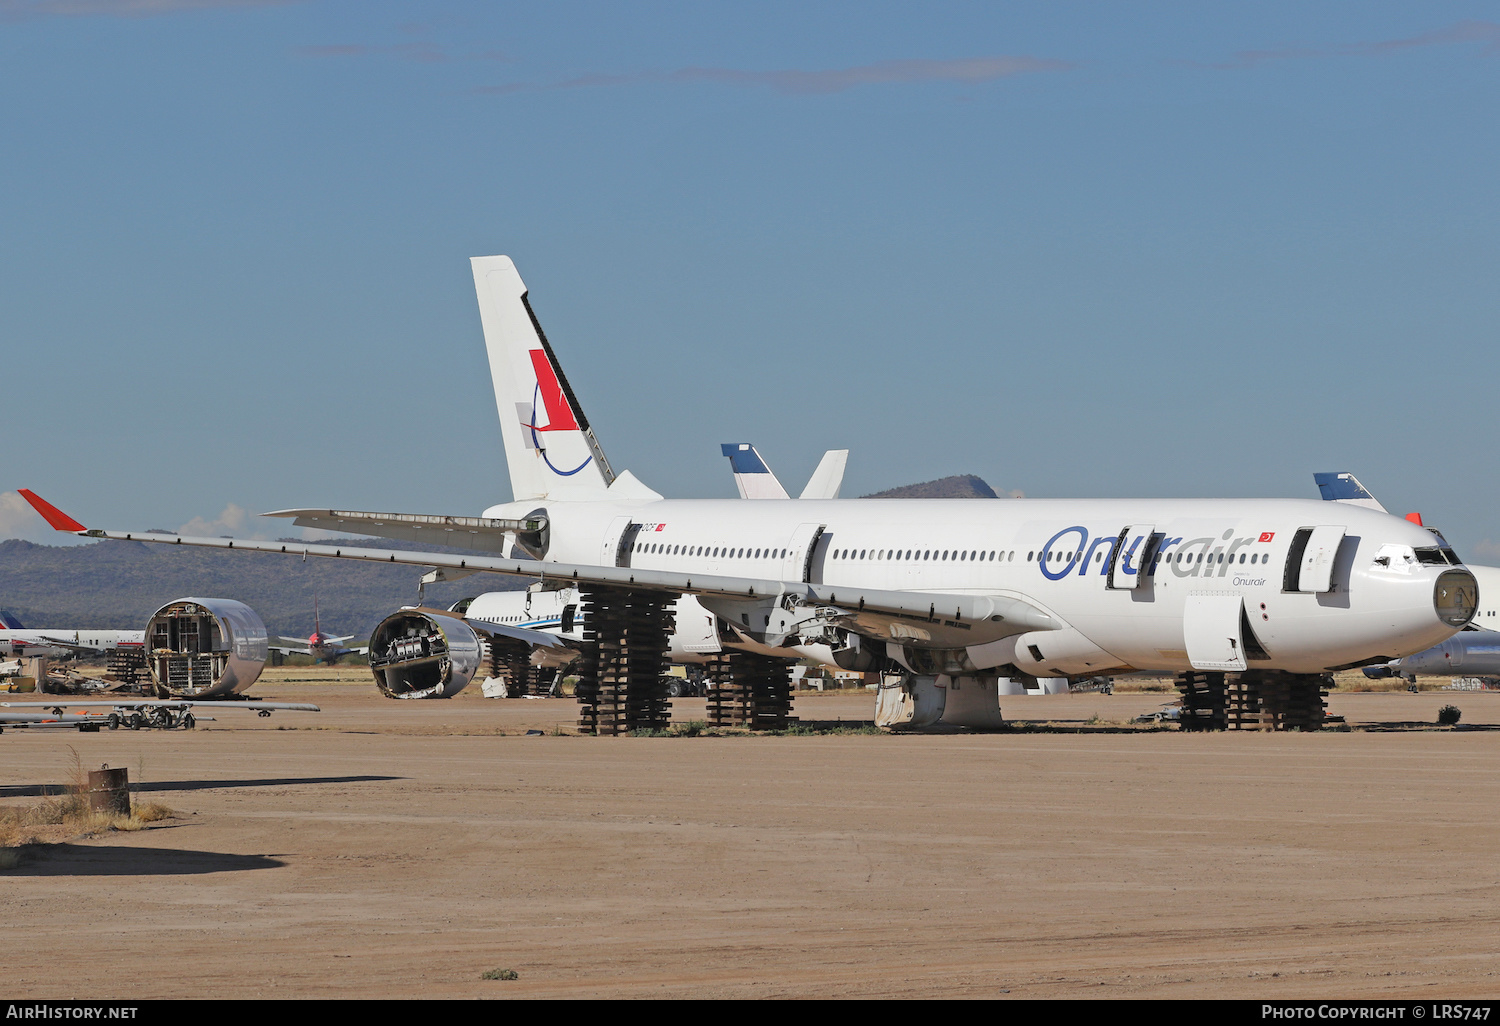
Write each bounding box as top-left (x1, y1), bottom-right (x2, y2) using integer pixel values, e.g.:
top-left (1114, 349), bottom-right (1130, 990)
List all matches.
top-left (458, 583), bottom-right (722, 662)
top-left (1315, 471), bottom-right (1500, 683)
top-left (0, 601), bottom-right (145, 660)
top-left (20, 256), bottom-right (1479, 727)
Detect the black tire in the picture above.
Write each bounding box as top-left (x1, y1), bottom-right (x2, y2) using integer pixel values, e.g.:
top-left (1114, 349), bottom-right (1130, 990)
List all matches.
top-left (667, 680), bottom-right (685, 699)
top-left (183, 712), bottom-right (196, 729)
top-left (106, 713), bottom-right (120, 730)
top-left (128, 712), bottom-right (144, 730)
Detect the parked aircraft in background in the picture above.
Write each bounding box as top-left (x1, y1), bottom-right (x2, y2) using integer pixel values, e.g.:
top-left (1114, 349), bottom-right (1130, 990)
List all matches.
top-left (269, 599), bottom-right (367, 664)
top-left (1362, 632), bottom-right (1500, 684)
top-left (721, 443), bottom-right (848, 500)
top-left (19, 258), bottom-right (1480, 729)
top-left (455, 583), bottom-right (718, 661)
top-left (0, 612), bottom-right (144, 660)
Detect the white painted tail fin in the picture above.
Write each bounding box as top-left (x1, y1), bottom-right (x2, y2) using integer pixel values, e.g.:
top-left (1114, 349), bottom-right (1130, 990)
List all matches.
top-left (471, 256), bottom-right (616, 501)
top-left (800, 449), bottom-right (848, 499)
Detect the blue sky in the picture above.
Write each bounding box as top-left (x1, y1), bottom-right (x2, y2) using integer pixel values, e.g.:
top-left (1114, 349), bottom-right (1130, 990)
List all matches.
top-left (2, 1), bottom-right (1498, 556)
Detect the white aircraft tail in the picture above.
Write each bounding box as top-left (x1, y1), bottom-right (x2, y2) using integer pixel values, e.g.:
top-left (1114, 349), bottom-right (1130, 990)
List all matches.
top-left (800, 449), bottom-right (848, 499)
top-left (471, 256), bottom-right (616, 501)
top-left (721, 443), bottom-right (790, 499)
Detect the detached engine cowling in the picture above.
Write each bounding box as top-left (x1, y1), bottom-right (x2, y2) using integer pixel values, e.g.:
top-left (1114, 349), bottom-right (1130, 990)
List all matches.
top-left (146, 598), bottom-right (269, 699)
top-left (369, 609), bottom-right (485, 699)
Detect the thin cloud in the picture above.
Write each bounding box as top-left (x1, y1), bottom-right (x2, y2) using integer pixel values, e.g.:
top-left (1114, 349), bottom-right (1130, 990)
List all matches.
top-left (0, 492), bottom-right (40, 539)
top-left (298, 44), bottom-right (370, 58)
top-left (176, 503), bottom-right (261, 539)
top-left (295, 42), bottom-right (508, 64)
top-left (1352, 20), bottom-right (1500, 56)
top-left (0, 0), bottom-right (295, 17)
top-left (1471, 539), bottom-right (1500, 559)
top-left (477, 54), bottom-right (1071, 97)
top-left (670, 56), bottom-right (1071, 94)
top-left (1193, 47), bottom-right (1324, 71)
top-left (1194, 20), bottom-right (1500, 69)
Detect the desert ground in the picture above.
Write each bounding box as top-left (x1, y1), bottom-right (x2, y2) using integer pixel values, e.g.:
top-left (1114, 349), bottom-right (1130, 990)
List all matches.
top-left (3, 670), bottom-right (1500, 999)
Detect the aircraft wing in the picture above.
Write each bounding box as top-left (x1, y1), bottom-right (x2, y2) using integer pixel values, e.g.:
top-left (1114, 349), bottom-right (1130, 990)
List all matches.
top-left (259, 507), bottom-right (532, 553)
top-left (269, 640), bottom-right (314, 655)
top-left (20, 492), bottom-right (1057, 648)
top-left (469, 620), bottom-right (574, 653)
top-left (33, 634), bottom-right (109, 654)
top-left (0, 711), bottom-right (105, 725)
top-left (1, 700), bottom-right (320, 712)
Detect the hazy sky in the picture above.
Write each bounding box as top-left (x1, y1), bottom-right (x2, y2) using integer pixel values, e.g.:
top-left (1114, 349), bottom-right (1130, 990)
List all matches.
top-left (3, 2), bottom-right (1497, 557)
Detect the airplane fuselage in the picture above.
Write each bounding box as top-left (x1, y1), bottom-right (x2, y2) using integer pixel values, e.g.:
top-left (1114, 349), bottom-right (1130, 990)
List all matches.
top-left (0, 630), bottom-right (144, 659)
top-left (480, 495), bottom-right (1469, 677)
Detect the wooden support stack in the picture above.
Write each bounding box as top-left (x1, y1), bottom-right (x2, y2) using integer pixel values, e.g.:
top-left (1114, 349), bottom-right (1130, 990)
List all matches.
top-left (1223, 672), bottom-right (1331, 731)
top-left (106, 649), bottom-right (148, 690)
top-left (574, 587), bottom-right (677, 735)
top-left (1176, 671), bottom-right (1227, 731)
top-left (706, 650), bottom-right (796, 730)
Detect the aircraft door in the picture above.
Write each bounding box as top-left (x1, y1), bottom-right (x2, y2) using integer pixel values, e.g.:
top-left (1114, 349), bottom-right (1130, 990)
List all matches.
top-left (1291, 526), bottom-right (1346, 593)
top-left (1184, 593), bottom-right (1248, 671)
top-left (1444, 637), bottom-right (1463, 669)
top-left (783, 523), bottom-right (826, 583)
top-left (1108, 524), bottom-right (1154, 590)
top-left (602, 517), bottom-right (641, 568)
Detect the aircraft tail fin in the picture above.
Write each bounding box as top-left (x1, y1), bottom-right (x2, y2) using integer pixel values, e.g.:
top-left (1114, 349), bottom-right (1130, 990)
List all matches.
top-left (0, 610), bottom-right (25, 629)
top-left (471, 256), bottom-right (617, 501)
top-left (800, 449), bottom-right (849, 499)
top-left (721, 443), bottom-right (790, 499)
top-left (1313, 472), bottom-right (1388, 513)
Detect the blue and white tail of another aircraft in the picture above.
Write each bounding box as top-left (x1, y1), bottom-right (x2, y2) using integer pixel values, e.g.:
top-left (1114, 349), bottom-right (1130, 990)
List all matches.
top-left (721, 443), bottom-right (848, 500)
top-left (1314, 472), bottom-right (1388, 513)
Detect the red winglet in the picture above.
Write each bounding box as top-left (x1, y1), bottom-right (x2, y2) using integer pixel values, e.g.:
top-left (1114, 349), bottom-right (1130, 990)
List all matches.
top-left (1405, 512), bottom-right (1424, 526)
top-left (17, 489), bottom-right (88, 533)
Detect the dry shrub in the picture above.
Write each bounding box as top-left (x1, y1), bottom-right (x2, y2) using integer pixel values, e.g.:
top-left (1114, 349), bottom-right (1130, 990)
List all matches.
top-left (133, 801), bottom-right (172, 823)
top-left (1, 749), bottom-right (174, 862)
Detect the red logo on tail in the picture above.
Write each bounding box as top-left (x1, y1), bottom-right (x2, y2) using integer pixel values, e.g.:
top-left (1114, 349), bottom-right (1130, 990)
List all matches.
top-left (527, 350), bottom-right (578, 432)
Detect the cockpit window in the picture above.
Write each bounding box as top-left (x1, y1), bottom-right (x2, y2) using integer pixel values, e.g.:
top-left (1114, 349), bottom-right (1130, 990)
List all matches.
top-left (1414, 547), bottom-right (1463, 566)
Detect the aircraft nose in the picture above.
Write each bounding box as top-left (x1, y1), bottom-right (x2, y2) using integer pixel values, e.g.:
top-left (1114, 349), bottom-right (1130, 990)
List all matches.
top-left (1435, 568), bottom-right (1479, 628)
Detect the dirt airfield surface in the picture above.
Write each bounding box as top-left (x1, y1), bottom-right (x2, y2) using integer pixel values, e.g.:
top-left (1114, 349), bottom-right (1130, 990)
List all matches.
top-left (4, 673), bottom-right (1500, 1000)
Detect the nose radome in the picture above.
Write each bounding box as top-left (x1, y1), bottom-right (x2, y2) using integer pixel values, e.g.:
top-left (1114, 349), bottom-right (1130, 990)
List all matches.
top-left (1435, 568), bottom-right (1479, 628)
